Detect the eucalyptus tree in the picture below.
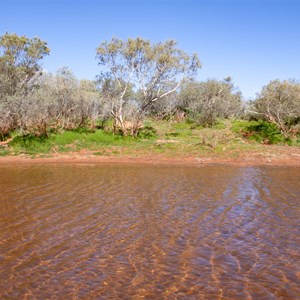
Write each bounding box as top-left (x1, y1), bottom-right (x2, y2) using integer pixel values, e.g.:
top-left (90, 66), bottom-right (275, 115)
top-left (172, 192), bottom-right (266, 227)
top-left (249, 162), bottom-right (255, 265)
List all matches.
top-left (34, 68), bottom-right (100, 132)
top-left (96, 37), bottom-right (201, 136)
top-left (180, 78), bottom-right (242, 126)
top-left (0, 33), bottom-right (49, 137)
top-left (251, 80), bottom-right (300, 137)
top-left (0, 32), bottom-right (50, 97)
top-left (147, 92), bottom-right (181, 120)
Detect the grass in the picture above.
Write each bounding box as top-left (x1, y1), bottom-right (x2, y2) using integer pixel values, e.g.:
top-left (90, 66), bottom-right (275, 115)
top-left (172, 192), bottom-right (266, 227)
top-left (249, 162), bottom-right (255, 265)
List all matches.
top-left (1, 119), bottom-right (299, 158)
top-left (0, 149), bottom-right (10, 156)
top-left (5, 127), bottom-right (157, 157)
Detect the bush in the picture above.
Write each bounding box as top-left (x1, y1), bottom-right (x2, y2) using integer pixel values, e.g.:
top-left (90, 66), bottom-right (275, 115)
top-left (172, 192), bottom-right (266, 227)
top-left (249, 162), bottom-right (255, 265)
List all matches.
top-left (242, 121), bottom-right (284, 144)
top-left (179, 79), bottom-right (243, 127)
top-left (251, 80), bottom-right (300, 137)
top-left (9, 134), bottom-right (52, 154)
top-left (137, 126), bottom-right (157, 139)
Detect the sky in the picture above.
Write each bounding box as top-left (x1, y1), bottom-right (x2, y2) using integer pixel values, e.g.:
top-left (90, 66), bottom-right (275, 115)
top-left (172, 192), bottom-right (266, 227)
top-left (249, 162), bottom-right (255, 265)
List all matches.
top-left (1, 0), bottom-right (300, 99)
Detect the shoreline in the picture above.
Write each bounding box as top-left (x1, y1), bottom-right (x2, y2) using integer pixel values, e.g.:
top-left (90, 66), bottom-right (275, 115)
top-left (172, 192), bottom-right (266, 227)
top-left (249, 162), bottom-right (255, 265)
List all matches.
top-left (1, 151), bottom-right (300, 167)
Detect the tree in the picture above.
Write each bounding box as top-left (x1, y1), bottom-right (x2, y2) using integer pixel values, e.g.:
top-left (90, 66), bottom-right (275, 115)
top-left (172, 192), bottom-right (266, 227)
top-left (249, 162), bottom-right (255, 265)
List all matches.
top-left (0, 32), bottom-right (50, 97)
top-left (251, 80), bottom-right (300, 137)
top-left (0, 65), bottom-right (101, 138)
top-left (39, 67), bottom-right (100, 131)
top-left (147, 92), bottom-right (182, 120)
top-left (179, 78), bottom-right (242, 126)
top-left (96, 37), bottom-right (201, 136)
top-left (0, 33), bottom-right (50, 137)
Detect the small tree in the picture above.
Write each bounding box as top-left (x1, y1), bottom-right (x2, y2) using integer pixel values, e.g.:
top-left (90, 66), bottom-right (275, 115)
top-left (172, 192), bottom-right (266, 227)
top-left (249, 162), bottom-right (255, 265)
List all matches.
top-left (251, 80), bottom-right (300, 137)
top-left (180, 78), bottom-right (242, 126)
top-left (41, 67), bottom-right (100, 130)
top-left (96, 37), bottom-right (201, 136)
top-left (147, 92), bottom-right (182, 120)
top-left (0, 33), bottom-right (50, 137)
top-left (0, 32), bottom-right (50, 97)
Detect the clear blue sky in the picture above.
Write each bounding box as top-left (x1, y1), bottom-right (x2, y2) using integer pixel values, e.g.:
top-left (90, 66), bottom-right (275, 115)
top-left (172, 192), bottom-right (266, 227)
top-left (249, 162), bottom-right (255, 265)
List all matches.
top-left (1, 0), bottom-right (299, 99)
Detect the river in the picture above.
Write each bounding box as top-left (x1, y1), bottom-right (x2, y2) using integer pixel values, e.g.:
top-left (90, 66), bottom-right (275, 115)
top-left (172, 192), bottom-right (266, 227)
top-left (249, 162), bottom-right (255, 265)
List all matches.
top-left (0, 164), bottom-right (299, 299)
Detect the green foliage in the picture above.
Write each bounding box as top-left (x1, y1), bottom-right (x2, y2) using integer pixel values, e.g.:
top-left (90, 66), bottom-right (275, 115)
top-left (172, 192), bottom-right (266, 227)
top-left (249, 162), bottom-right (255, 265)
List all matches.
top-left (0, 32), bottom-right (50, 96)
top-left (0, 33), bottom-right (50, 137)
top-left (172, 121), bottom-right (191, 131)
top-left (232, 120), bottom-right (256, 133)
top-left (0, 149), bottom-right (10, 156)
top-left (9, 134), bottom-right (52, 154)
top-left (240, 121), bottom-right (285, 144)
top-left (138, 126), bottom-right (157, 139)
top-left (212, 121), bottom-right (226, 130)
top-left (2, 120), bottom-right (299, 159)
top-left (180, 79), bottom-right (242, 127)
top-left (6, 128), bottom-right (144, 155)
top-left (252, 80), bottom-right (300, 137)
top-left (50, 129), bottom-right (137, 146)
top-left (96, 36), bottom-right (201, 136)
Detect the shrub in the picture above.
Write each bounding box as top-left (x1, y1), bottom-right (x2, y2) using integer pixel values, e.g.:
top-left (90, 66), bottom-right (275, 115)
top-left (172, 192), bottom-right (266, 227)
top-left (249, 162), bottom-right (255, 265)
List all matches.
top-left (243, 121), bottom-right (284, 144)
top-left (137, 126), bottom-right (157, 139)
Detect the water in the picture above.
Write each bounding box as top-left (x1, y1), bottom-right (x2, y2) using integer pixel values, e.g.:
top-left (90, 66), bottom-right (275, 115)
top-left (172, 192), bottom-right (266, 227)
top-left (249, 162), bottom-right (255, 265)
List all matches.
top-left (0, 164), bottom-right (299, 299)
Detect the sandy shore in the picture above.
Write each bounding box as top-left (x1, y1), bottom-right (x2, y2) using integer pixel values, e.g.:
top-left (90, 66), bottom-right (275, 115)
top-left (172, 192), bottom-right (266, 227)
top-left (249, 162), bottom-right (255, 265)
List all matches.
top-left (1, 148), bottom-right (300, 166)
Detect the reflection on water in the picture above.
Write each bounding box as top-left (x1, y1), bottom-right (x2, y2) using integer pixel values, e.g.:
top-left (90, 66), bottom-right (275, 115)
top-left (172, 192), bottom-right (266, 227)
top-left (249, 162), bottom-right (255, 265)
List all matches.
top-left (0, 164), bottom-right (299, 299)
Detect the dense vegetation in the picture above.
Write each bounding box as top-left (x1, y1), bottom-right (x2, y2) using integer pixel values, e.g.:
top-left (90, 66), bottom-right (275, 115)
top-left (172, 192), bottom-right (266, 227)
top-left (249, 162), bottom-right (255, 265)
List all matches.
top-left (0, 33), bottom-right (299, 156)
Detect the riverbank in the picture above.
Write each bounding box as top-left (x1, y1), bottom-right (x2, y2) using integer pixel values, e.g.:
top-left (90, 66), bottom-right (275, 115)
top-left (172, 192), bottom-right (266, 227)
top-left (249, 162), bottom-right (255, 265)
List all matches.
top-left (1, 120), bottom-right (300, 166)
top-left (1, 145), bottom-right (300, 166)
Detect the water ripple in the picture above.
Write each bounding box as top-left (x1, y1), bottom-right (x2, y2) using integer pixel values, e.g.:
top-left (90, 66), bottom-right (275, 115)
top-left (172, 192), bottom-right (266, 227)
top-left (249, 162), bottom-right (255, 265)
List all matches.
top-left (0, 164), bottom-right (299, 299)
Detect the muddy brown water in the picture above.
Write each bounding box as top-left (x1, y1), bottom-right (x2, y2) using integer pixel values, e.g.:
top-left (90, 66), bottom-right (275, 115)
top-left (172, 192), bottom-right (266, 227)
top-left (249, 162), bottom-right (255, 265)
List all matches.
top-left (0, 164), bottom-right (299, 299)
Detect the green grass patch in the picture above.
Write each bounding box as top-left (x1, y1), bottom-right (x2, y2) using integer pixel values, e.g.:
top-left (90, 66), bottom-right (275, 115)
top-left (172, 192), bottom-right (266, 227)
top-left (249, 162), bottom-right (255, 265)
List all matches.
top-left (232, 120), bottom-right (258, 133)
top-left (232, 120), bottom-right (286, 145)
top-left (9, 134), bottom-right (53, 155)
top-left (212, 120), bottom-right (226, 130)
top-left (0, 148), bottom-right (10, 156)
top-left (7, 128), bottom-right (152, 155)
